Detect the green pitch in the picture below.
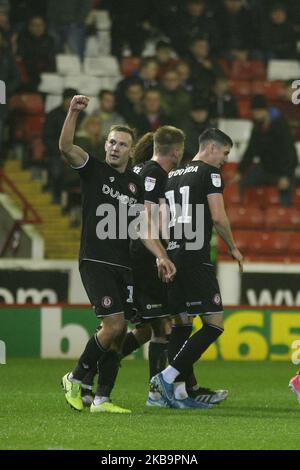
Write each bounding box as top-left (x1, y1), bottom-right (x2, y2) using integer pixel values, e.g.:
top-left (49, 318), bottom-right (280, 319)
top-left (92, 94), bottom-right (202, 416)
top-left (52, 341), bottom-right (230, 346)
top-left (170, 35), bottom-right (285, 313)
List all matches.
top-left (0, 359), bottom-right (298, 450)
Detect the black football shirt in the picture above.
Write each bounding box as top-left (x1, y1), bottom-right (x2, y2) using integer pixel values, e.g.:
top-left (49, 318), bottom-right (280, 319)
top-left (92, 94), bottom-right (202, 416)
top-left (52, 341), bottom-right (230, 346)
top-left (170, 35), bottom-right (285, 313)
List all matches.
top-left (130, 160), bottom-right (168, 265)
top-left (74, 155), bottom-right (144, 269)
top-left (165, 160), bottom-right (224, 265)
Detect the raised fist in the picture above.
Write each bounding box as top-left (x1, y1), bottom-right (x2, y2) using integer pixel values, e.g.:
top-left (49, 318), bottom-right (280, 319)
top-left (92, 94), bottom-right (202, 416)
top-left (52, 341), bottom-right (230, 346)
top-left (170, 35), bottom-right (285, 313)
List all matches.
top-left (70, 95), bottom-right (89, 112)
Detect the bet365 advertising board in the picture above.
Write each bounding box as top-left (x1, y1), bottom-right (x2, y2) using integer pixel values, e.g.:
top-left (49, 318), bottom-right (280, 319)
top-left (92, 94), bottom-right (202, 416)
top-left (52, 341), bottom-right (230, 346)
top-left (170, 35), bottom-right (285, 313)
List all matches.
top-left (1, 306), bottom-right (300, 362)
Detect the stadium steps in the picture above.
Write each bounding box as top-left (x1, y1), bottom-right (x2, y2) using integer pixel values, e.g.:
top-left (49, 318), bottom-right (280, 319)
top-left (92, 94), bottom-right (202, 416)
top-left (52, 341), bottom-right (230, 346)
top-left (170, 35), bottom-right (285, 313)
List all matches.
top-left (3, 159), bottom-right (80, 259)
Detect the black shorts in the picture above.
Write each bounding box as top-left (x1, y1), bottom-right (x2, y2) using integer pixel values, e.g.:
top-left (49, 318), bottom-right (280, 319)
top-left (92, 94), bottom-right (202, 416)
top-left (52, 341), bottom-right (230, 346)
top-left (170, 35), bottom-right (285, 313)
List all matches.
top-left (132, 260), bottom-right (168, 321)
top-left (167, 262), bottom-right (223, 317)
top-left (79, 260), bottom-right (135, 320)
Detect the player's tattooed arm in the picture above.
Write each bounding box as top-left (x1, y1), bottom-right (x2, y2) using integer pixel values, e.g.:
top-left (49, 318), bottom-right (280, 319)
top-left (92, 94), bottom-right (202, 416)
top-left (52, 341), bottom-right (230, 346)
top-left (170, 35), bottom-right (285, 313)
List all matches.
top-left (59, 95), bottom-right (89, 167)
top-left (208, 193), bottom-right (243, 273)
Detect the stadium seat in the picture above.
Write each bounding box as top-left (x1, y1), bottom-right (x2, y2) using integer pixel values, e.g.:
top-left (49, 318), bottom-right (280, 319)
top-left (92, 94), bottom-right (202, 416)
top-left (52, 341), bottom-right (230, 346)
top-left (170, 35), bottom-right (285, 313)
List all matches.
top-left (223, 185), bottom-right (241, 205)
top-left (227, 206), bottom-right (264, 229)
top-left (56, 54), bottom-right (81, 75)
top-left (30, 136), bottom-right (45, 163)
top-left (94, 10), bottom-right (111, 30)
top-left (230, 230), bottom-right (252, 251)
top-left (217, 119), bottom-right (253, 144)
top-left (264, 186), bottom-right (281, 206)
top-left (250, 231), bottom-right (290, 254)
top-left (288, 233), bottom-right (300, 254)
top-left (120, 57), bottom-right (141, 77)
top-left (252, 80), bottom-right (284, 100)
top-left (63, 75), bottom-right (82, 91)
top-left (294, 187), bottom-right (300, 206)
top-left (243, 187), bottom-right (266, 208)
top-left (83, 57), bottom-right (119, 76)
top-left (267, 60), bottom-right (300, 80)
top-left (265, 207), bottom-right (300, 230)
top-left (229, 80), bottom-right (252, 98)
top-left (237, 99), bottom-right (251, 119)
top-left (83, 96), bottom-right (100, 115)
top-left (222, 162), bottom-right (238, 183)
top-left (45, 94), bottom-right (62, 113)
top-left (39, 73), bottom-right (64, 94)
top-left (230, 60), bottom-right (266, 80)
top-left (9, 93), bottom-right (44, 115)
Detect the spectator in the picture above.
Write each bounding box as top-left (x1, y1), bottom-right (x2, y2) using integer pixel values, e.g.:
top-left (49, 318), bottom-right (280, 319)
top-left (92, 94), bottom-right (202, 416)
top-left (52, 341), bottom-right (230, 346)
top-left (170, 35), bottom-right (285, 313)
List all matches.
top-left (47, 0), bottom-right (93, 60)
top-left (108, 0), bottom-right (152, 59)
top-left (92, 90), bottom-right (125, 137)
top-left (271, 82), bottom-right (300, 141)
top-left (210, 77), bottom-right (239, 119)
top-left (159, 69), bottom-right (191, 126)
top-left (117, 81), bottom-right (145, 133)
top-left (232, 95), bottom-right (297, 207)
top-left (17, 16), bottom-right (55, 91)
top-left (43, 88), bottom-right (85, 203)
top-left (261, 2), bottom-right (297, 59)
top-left (76, 115), bottom-right (105, 161)
top-left (154, 40), bottom-right (178, 79)
top-left (0, 29), bottom-right (20, 163)
top-left (180, 99), bottom-right (213, 161)
top-left (116, 57), bottom-right (158, 112)
top-left (215, 0), bottom-right (258, 60)
top-left (169, 0), bottom-right (219, 56)
top-left (139, 88), bottom-right (170, 133)
top-left (187, 36), bottom-right (225, 99)
top-left (175, 60), bottom-right (194, 94)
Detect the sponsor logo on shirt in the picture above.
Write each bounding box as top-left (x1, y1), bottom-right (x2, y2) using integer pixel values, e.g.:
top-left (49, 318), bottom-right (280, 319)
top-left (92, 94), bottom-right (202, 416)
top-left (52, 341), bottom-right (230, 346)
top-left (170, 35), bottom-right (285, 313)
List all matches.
top-left (211, 173), bottom-right (221, 188)
top-left (102, 184), bottom-right (138, 206)
top-left (145, 176), bottom-right (156, 192)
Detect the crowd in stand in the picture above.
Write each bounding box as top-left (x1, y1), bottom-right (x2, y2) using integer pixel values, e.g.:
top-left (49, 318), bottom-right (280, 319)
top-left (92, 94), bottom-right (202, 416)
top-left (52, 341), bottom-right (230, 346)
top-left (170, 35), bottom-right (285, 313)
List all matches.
top-left (0, 0), bottom-right (299, 219)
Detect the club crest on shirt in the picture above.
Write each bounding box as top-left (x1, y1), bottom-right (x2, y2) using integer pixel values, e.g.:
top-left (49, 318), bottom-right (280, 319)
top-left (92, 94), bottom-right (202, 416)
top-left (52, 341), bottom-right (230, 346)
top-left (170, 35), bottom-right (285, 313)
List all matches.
top-left (145, 176), bottom-right (156, 192)
top-left (211, 173), bottom-right (221, 188)
top-left (101, 296), bottom-right (113, 308)
top-left (109, 177), bottom-right (115, 182)
top-left (213, 293), bottom-right (221, 305)
top-left (128, 182), bottom-right (137, 194)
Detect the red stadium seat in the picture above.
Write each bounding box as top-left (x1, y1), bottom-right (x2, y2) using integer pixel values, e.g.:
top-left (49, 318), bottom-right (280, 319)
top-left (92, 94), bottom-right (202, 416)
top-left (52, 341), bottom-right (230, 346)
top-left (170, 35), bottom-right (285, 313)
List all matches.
top-left (30, 136), bottom-right (45, 163)
top-left (288, 233), bottom-right (300, 254)
top-left (120, 57), bottom-right (141, 77)
top-left (265, 207), bottom-right (300, 230)
top-left (294, 188), bottom-right (300, 206)
top-left (243, 187), bottom-right (266, 208)
top-left (227, 206), bottom-right (264, 229)
top-left (9, 93), bottom-right (44, 115)
top-left (264, 186), bottom-right (281, 206)
top-left (252, 80), bottom-right (284, 100)
top-left (229, 80), bottom-right (252, 98)
top-left (250, 231), bottom-right (290, 254)
top-left (218, 230), bottom-right (253, 255)
top-left (230, 60), bottom-right (266, 80)
top-left (237, 99), bottom-right (251, 119)
top-left (223, 185), bottom-right (241, 205)
top-left (222, 162), bottom-right (238, 184)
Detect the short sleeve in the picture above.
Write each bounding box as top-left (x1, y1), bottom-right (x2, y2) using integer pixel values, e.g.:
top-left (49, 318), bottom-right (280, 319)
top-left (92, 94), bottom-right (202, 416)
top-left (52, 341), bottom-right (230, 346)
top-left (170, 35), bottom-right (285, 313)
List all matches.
top-left (142, 165), bottom-right (167, 204)
top-left (206, 169), bottom-right (224, 196)
top-left (73, 154), bottom-right (102, 180)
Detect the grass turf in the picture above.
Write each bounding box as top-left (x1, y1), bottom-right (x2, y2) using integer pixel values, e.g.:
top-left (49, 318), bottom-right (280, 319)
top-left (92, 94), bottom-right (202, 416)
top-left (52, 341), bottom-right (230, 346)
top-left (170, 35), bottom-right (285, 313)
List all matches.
top-left (0, 359), bottom-right (299, 450)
